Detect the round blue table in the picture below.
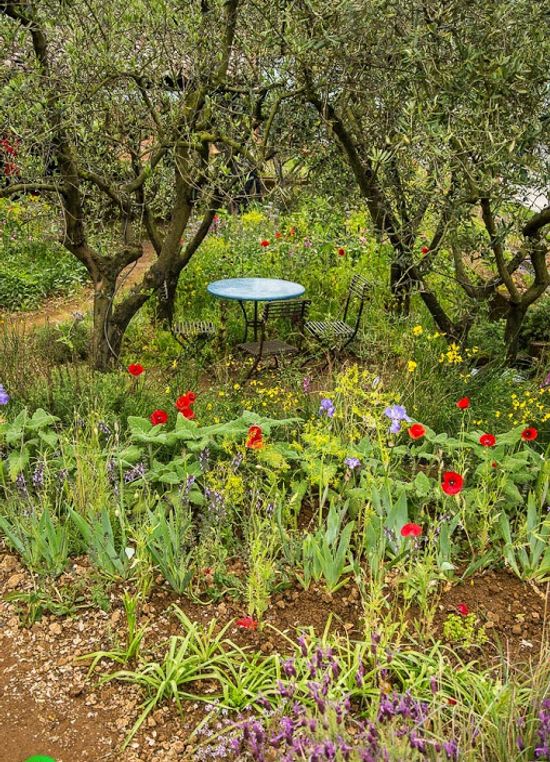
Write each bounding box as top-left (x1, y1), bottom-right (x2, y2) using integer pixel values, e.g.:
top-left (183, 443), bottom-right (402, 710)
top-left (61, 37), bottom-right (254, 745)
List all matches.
top-left (207, 277), bottom-right (305, 341)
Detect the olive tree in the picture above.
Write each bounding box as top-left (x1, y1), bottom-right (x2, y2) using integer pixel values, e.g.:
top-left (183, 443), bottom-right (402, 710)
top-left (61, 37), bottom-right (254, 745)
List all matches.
top-left (0, 0), bottom-right (278, 368)
top-left (275, 0), bottom-right (549, 354)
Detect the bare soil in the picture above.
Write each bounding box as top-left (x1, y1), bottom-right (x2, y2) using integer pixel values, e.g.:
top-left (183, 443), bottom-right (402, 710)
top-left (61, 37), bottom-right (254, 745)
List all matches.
top-left (0, 547), bottom-right (548, 762)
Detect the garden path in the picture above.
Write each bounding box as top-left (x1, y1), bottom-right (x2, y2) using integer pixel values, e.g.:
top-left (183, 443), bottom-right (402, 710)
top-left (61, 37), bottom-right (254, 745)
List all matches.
top-left (3, 242), bottom-right (157, 330)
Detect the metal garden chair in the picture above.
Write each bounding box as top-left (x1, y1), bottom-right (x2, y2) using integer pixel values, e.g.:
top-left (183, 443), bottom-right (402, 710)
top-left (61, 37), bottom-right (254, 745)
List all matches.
top-left (171, 320), bottom-right (217, 348)
top-left (237, 298), bottom-right (311, 378)
top-left (304, 274), bottom-right (371, 353)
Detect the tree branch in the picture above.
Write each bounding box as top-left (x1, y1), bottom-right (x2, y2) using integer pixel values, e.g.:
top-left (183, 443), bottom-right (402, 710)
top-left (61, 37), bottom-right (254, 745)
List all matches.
top-left (479, 196), bottom-right (520, 302)
top-left (523, 205), bottom-right (550, 238)
top-left (0, 182), bottom-right (59, 197)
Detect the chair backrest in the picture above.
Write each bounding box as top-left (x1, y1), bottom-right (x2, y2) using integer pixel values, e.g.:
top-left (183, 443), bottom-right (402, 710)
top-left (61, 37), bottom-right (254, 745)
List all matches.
top-left (262, 299), bottom-right (311, 326)
top-left (343, 275), bottom-right (371, 328)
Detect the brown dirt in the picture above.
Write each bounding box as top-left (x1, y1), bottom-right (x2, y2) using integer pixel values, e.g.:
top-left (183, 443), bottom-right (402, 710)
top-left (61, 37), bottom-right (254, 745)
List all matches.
top-left (1, 242), bottom-right (157, 331)
top-left (0, 549), bottom-right (548, 762)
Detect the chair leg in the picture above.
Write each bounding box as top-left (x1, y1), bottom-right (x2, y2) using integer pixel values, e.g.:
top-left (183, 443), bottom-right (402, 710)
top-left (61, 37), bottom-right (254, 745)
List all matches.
top-left (243, 354), bottom-right (262, 382)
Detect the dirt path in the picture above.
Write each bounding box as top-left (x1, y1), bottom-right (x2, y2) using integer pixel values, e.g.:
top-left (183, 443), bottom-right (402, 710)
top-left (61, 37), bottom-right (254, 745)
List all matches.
top-left (3, 242), bottom-right (157, 330)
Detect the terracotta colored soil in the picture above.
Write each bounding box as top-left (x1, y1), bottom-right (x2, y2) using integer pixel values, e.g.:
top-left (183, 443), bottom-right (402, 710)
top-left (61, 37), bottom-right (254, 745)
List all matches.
top-left (0, 549), bottom-right (548, 761)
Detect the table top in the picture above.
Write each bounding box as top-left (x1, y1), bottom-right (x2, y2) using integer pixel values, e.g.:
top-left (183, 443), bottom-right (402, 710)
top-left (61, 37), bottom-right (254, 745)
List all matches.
top-left (207, 277), bottom-right (305, 302)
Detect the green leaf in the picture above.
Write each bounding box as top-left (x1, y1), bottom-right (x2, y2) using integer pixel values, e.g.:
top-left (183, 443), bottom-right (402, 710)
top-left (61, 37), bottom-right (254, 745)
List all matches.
top-left (38, 429), bottom-right (58, 448)
top-left (27, 408), bottom-right (59, 430)
top-left (8, 447), bottom-right (30, 481)
top-left (413, 470), bottom-right (432, 497)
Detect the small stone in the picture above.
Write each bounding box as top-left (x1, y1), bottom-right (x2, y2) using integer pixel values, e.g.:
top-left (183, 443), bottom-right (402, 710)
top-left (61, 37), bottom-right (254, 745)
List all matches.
top-left (110, 610), bottom-right (122, 626)
top-left (531, 611), bottom-right (540, 622)
top-left (275, 600), bottom-right (286, 610)
top-left (512, 624), bottom-right (522, 635)
top-left (260, 640), bottom-right (274, 654)
top-left (0, 555), bottom-right (19, 572)
top-left (6, 573), bottom-right (25, 590)
top-left (49, 622), bottom-right (62, 636)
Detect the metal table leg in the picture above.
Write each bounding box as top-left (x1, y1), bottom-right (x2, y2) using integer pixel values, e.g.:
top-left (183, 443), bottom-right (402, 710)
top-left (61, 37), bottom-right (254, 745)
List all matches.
top-left (238, 300), bottom-right (249, 341)
top-left (238, 300), bottom-right (260, 342)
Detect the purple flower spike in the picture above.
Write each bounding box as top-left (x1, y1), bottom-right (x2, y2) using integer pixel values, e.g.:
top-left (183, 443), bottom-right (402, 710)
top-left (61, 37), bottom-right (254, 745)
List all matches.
top-left (282, 659), bottom-right (296, 678)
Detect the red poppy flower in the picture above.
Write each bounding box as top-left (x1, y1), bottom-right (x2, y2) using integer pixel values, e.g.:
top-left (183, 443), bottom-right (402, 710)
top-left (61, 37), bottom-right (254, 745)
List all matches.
top-left (521, 427), bottom-right (538, 442)
top-left (456, 397), bottom-right (470, 410)
top-left (150, 409), bottom-right (168, 426)
top-left (236, 616), bottom-right (258, 630)
top-left (479, 433), bottom-right (496, 447)
top-left (448, 698), bottom-right (457, 706)
top-left (128, 363), bottom-right (144, 377)
top-left (175, 392), bottom-right (196, 412)
top-left (337, 247), bottom-right (346, 256)
top-left (408, 423), bottom-right (426, 440)
top-left (457, 603), bottom-right (469, 617)
top-left (260, 239), bottom-right (270, 247)
top-left (421, 246), bottom-right (429, 255)
top-left (4, 162), bottom-right (17, 176)
top-left (400, 523), bottom-right (422, 538)
top-left (179, 406), bottom-right (195, 420)
top-left (441, 471), bottom-right (464, 495)
top-left (245, 425), bottom-right (263, 449)
top-left (275, 231), bottom-right (282, 239)
top-left (491, 461), bottom-right (498, 469)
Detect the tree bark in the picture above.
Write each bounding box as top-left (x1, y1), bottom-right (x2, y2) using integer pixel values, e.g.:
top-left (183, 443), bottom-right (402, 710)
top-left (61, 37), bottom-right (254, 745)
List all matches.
top-left (504, 302), bottom-right (528, 362)
top-left (154, 268), bottom-right (179, 326)
top-left (90, 276), bottom-right (119, 371)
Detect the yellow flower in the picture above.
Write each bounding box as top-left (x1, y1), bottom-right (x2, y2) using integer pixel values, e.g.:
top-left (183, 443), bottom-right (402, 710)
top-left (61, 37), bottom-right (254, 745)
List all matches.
top-left (407, 360), bottom-right (417, 373)
top-left (165, 386), bottom-right (171, 394)
top-left (412, 325), bottom-right (423, 336)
